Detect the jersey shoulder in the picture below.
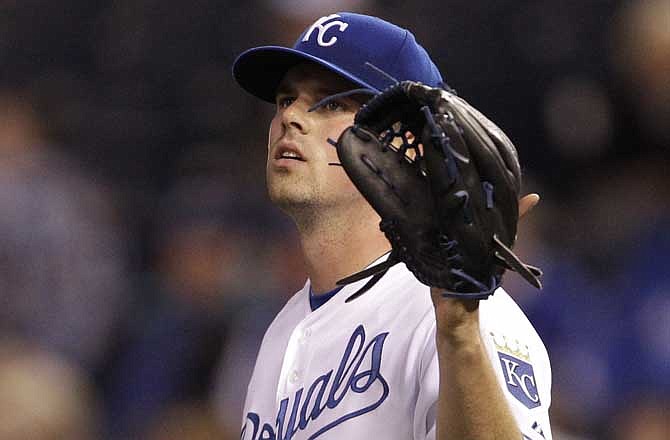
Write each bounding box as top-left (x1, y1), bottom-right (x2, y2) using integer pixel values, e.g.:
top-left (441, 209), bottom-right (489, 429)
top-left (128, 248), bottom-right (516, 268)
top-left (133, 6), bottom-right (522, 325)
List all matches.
top-left (479, 288), bottom-right (550, 374)
top-left (479, 288), bottom-right (548, 353)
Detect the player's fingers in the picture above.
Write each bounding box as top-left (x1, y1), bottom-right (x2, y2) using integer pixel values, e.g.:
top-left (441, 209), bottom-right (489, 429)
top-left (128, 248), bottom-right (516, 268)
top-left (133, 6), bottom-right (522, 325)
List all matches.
top-left (518, 193), bottom-right (540, 219)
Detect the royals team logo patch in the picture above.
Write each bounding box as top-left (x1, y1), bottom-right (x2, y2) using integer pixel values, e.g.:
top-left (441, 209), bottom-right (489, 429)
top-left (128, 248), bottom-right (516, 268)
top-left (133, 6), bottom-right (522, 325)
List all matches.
top-left (491, 332), bottom-right (541, 409)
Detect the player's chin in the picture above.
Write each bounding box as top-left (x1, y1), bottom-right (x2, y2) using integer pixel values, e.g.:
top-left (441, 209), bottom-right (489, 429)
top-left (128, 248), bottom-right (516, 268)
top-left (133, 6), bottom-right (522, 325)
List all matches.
top-left (267, 178), bottom-right (309, 204)
top-left (268, 189), bottom-right (317, 216)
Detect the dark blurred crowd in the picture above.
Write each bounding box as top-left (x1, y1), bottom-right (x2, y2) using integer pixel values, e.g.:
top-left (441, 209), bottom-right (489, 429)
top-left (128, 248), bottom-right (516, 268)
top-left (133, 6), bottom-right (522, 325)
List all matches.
top-left (0, 0), bottom-right (668, 439)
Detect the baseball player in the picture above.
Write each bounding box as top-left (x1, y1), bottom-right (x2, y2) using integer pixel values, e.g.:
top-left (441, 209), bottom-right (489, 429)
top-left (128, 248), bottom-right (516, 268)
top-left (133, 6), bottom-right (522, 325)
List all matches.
top-left (232, 12), bottom-right (552, 440)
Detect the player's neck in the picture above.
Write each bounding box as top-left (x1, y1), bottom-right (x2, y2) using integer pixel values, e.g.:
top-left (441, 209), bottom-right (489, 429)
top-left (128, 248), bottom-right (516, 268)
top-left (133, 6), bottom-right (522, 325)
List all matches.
top-left (295, 204), bottom-right (390, 294)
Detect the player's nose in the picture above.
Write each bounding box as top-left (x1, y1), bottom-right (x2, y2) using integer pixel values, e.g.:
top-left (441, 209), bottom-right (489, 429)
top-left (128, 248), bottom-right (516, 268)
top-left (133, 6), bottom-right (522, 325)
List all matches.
top-left (281, 100), bottom-right (310, 134)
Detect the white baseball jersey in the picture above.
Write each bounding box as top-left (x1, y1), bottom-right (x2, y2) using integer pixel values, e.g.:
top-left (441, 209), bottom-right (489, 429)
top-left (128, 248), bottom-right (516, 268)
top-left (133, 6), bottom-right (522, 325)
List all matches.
top-left (240, 257), bottom-right (552, 440)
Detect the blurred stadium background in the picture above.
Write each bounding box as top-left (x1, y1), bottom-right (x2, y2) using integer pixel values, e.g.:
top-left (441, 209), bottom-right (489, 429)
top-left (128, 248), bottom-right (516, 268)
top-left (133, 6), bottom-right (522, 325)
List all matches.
top-left (0, 0), bottom-right (668, 438)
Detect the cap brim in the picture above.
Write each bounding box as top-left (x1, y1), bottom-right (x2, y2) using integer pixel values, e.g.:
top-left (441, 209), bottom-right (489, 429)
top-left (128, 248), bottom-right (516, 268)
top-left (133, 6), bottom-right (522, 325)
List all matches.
top-left (232, 46), bottom-right (378, 103)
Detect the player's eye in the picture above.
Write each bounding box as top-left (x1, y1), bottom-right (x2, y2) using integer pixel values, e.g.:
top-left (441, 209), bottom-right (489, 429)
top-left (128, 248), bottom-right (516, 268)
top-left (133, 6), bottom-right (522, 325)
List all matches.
top-left (325, 100), bottom-right (345, 112)
top-left (277, 96), bottom-right (295, 108)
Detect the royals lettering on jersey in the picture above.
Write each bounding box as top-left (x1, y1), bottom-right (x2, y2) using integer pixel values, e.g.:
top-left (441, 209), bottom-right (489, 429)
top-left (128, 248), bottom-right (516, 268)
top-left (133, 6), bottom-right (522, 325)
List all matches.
top-left (242, 325), bottom-right (389, 440)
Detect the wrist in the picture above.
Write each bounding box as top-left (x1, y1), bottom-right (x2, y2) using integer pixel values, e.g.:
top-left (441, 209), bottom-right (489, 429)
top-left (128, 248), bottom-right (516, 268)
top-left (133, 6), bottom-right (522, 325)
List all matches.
top-left (435, 315), bottom-right (481, 349)
top-left (431, 287), bottom-right (482, 343)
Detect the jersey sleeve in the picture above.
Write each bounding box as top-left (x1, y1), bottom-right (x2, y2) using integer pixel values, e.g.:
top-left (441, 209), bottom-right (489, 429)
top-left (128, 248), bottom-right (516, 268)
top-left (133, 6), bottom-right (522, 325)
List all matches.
top-left (480, 290), bottom-right (553, 440)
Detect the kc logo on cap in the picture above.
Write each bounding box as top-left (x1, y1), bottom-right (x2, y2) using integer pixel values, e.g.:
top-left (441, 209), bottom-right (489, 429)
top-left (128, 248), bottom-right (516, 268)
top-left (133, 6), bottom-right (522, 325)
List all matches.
top-left (302, 14), bottom-right (349, 47)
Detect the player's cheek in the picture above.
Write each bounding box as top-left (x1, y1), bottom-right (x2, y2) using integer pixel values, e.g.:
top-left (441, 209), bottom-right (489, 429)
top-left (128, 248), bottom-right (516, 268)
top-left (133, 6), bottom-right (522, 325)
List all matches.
top-left (267, 115), bottom-right (282, 153)
top-left (327, 122), bottom-right (352, 158)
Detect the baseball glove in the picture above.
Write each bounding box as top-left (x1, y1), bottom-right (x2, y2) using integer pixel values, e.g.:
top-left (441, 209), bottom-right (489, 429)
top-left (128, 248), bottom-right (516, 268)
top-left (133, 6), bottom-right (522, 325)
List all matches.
top-left (334, 81), bottom-right (542, 301)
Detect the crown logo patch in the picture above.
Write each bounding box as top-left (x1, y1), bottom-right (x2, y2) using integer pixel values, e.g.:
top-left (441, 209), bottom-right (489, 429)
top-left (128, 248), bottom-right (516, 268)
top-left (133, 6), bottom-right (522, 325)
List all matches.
top-left (491, 332), bottom-right (531, 361)
top-left (490, 332), bottom-right (541, 409)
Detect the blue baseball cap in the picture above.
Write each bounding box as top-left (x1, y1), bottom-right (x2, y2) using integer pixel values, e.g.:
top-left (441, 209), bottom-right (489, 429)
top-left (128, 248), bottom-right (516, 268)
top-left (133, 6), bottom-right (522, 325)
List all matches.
top-left (233, 12), bottom-right (443, 102)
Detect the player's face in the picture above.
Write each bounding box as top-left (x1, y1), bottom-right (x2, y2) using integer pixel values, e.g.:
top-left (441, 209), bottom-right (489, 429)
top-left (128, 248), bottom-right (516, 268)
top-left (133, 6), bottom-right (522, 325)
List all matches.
top-left (267, 63), bottom-right (366, 215)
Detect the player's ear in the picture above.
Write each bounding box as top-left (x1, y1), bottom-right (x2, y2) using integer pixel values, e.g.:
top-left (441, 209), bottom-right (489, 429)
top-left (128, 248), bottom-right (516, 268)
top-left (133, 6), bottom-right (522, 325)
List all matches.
top-left (518, 193), bottom-right (540, 219)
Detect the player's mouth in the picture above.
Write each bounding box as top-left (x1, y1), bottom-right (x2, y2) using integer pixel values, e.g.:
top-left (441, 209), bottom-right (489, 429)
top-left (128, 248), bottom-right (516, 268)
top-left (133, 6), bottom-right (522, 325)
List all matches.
top-left (274, 143), bottom-right (306, 163)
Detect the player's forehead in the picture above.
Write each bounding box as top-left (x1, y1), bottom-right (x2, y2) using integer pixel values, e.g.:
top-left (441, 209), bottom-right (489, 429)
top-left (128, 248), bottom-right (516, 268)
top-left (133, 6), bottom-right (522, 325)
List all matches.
top-left (275, 62), bottom-right (359, 98)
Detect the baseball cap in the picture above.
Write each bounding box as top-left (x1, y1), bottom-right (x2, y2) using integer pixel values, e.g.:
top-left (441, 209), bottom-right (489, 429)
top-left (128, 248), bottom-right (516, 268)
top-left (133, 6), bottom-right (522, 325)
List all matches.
top-left (233, 12), bottom-right (443, 103)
